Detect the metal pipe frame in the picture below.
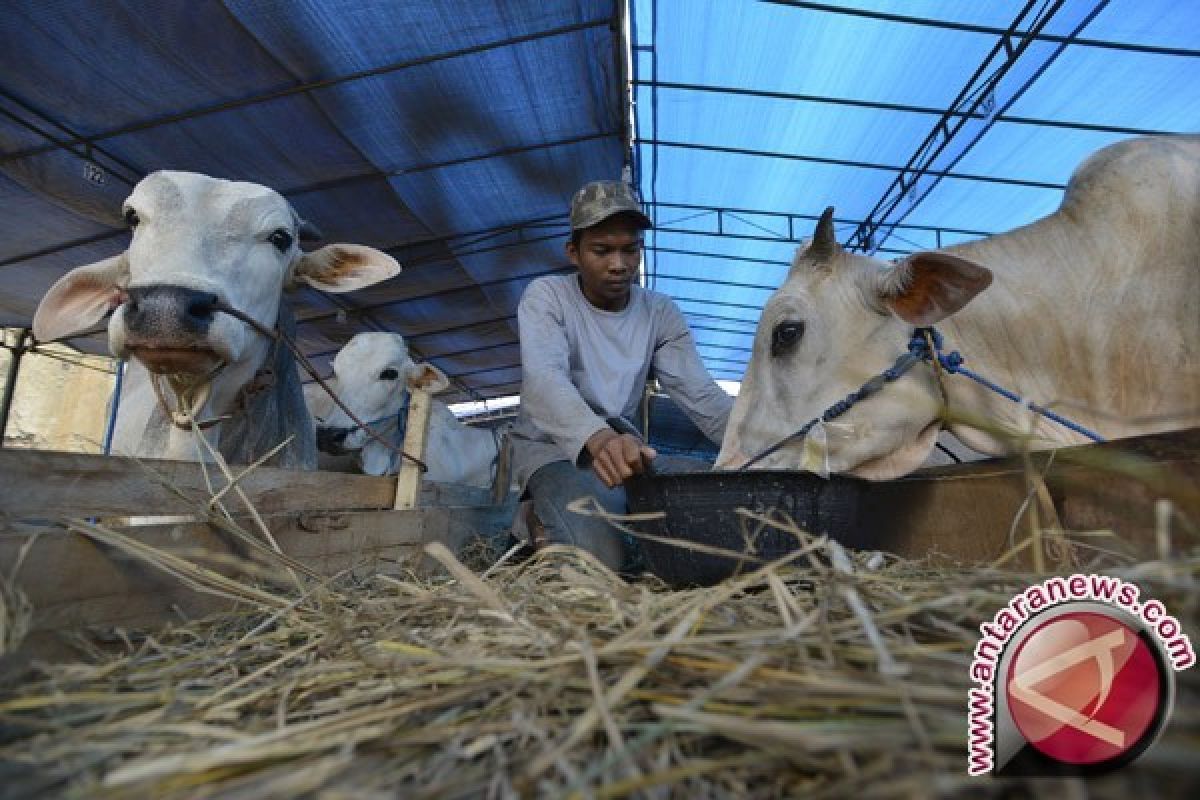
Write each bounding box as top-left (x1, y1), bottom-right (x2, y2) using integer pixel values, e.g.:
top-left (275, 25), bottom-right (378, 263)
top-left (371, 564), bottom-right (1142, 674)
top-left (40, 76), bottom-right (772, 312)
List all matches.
top-left (634, 138), bottom-right (1066, 191)
top-left (845, 1), bottom-right (1109, 254)
top-left (632, 80), bottom-right (1173, 138)
top-left (759, 1), bottom-right (1200, 58)
top-left (398, 130), bottom-right (618, 175)
top-left (649, 200), bottom-right (995, 239)
top-left (672, 294), bottom-right (769, 312)
top-left (682, 310), bottom-right (759, 328)
top-left (415, 327), bottom-right (753, 381)
top-left (297, 264), bottom-right (571, 327)
top-left (644, 271), bottom-right (776, 293)
top-left (450, 362), bottom-right (523, 380)
top-left (0, 90), bottom-right (142, 185)
top-left (303, 334), bottom-right (524, 366)
top-left (1, 17), bottom-right (614, 166)
top-left (689, 322), bottom-right (757, 338)
top-left (0, 330), bottom-right (30, 447)
top-left (696, 354), bottom-right (751, 368)
top-left (697, 342), bottom-right (753, 354)
top-left (0, 181), bottom-right (567, 274)
top-left (451, 377), bottom-right (522, 395)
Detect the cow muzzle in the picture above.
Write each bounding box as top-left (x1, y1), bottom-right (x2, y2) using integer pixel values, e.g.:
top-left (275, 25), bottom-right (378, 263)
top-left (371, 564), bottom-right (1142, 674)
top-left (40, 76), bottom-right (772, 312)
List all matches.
top-left (122, 285), bottom-right (223, 374)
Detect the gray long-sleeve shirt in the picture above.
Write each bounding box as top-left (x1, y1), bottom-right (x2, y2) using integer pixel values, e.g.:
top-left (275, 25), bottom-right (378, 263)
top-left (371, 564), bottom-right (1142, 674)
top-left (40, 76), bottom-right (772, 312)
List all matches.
top-left (510, 274), bottom-right (734, 489)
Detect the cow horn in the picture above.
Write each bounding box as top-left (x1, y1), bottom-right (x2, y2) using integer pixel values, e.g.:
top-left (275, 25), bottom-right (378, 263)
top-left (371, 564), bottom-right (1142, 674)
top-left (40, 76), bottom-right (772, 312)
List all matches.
top-left (807, 206), bottom-right (838, 260)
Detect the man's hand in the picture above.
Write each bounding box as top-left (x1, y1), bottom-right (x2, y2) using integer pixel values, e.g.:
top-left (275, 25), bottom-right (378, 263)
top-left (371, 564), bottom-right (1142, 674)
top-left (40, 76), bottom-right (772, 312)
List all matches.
top-left (585, 428), bottom-right (657, 488)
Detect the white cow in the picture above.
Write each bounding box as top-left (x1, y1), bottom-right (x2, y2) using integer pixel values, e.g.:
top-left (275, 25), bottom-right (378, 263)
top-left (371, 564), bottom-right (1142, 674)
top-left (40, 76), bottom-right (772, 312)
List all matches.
top-left (32, 171), bottom-right (400, 469)
top-left (717, 135), bottom-right (1200, 479)
top-left (311, 333), bottom-right (507, 489)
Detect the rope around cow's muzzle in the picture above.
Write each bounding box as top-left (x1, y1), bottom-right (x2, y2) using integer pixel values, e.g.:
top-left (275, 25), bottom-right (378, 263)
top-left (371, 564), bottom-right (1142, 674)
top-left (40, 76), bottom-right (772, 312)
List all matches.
top-left (211, 300), bottom-right (428, 472)
top-left (737, 332), bottom-right (927, 470)
top-left (148, 366), bottom-right (228, 431)
top-left (737, 327), bottom-right (1105, 471)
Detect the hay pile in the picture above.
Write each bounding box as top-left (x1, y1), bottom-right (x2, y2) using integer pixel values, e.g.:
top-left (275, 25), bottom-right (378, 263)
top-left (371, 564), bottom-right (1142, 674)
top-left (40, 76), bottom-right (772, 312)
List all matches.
top-left (1, 514), bottom-right (1197, 799)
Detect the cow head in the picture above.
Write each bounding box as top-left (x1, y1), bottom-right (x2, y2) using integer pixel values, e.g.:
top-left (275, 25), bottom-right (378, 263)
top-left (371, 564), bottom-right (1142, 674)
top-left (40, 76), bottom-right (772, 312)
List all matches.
top-left (715, 208), bottom-right (992, 479)
top-left (32, 171), bottom-right (401, 412)
top-left (314, 333), bottom-right (449, 474)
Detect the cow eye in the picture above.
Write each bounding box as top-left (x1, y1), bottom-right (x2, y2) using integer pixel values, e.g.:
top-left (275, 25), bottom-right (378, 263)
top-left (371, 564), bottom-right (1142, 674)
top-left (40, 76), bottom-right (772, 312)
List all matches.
top-left (268, 229), bottom-right (294, 253)
top-left (379, 368), bottom-right (399, 381)
top-left (771, 320), bottom-right (805, 357)
top-left (124, 208), bottom-right (139, 228)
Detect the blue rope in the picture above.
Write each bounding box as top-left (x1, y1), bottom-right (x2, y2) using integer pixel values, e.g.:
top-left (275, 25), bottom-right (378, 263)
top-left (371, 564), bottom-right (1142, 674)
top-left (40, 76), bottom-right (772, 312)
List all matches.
top-left (738, 345), bottom-right (924, 470)
top-left (102, 359), bottom-right (125, 456)
top-left (912, 327), bottom-right (1105, 443)
top-left (738, 326), bottom-right (1105, 470)
top-left (384, 391), bottom-right (411, 474)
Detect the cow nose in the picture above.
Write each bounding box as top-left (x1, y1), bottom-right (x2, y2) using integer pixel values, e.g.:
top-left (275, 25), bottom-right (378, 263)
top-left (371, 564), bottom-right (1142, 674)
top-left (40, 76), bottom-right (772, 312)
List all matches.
top-left (124, 285), bottom-right (220, 336)
top-left (316, 426), bottom-right (350, 454)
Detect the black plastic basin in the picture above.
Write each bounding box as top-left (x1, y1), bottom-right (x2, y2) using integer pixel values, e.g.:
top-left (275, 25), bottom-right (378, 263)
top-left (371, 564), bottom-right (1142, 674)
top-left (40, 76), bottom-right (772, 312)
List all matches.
top-left (624, 470), bottom-right (869, 588)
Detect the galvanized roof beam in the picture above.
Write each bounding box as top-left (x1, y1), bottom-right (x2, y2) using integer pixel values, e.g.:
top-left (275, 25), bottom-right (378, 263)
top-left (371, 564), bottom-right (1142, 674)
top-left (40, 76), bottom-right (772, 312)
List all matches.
top-left (455, 377), bottom-right (522, 394)
top-left (0, 179), bottom-right (567, 271)
top-left (297, 265), bottom-right (572, 327)
top-left (635, 139), bottom-right (1065, 191)
top-left (847, 1), bottom-right (1109, 255)
top-left (649, 200), bottom-right (996, 240)
top-left (760, 1), bottom-right (1200, 57)
top-left (0, 17), bottom-right (614, 166)
top-left (0, 90), bottom-right (142, 184)
top-left (399, 130), bottom-right (618, 175)
top-left (633, 80), bottom-right (1174, 138)
top-left (682, 310), bottom-right (760, 328)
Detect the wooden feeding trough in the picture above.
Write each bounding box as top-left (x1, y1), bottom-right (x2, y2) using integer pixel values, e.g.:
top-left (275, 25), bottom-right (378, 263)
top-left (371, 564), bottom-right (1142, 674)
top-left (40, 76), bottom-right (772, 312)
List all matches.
top-left (0, 386), bottom-right (517, 667)
top-left (1, 424), bottom-right (1197, 664)
top-left (627, 428), bottom-right (1200, 587)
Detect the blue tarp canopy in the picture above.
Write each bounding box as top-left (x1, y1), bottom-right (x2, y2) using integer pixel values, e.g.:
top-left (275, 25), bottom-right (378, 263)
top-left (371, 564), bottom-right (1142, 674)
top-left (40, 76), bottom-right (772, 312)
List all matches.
top-left (633, 0), bottom-right (1199, 396)
top-left (1, 1), bottom-right (1197, 457)
top-left (0, 0), bottom-right (625, 406)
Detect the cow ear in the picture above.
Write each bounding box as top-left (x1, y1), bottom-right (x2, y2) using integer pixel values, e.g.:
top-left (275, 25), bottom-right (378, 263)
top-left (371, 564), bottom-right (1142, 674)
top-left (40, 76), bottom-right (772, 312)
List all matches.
top-left (406, 362), bottom-right (450, 394)
top-left (879, 251), bottom-right (992, 326)
top-left (33, 253), bottom-right (129, 343)
top-left (291, 244), bottom-right (401, 293)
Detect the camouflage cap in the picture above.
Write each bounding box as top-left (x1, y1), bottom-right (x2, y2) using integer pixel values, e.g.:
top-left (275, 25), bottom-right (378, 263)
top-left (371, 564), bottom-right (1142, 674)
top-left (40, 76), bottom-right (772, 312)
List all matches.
top-left (569, 180), bottom-right (652, 231)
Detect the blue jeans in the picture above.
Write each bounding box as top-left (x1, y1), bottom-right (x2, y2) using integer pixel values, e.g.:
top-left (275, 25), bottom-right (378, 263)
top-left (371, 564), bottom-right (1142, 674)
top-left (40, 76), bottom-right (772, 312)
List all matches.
top-left (525, 456), bottom-right (711, 575)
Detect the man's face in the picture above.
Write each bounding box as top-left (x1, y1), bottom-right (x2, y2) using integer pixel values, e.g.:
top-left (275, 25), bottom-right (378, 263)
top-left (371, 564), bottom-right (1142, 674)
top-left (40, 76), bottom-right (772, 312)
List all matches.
top-left (567, 214), bottom-right (645, 311)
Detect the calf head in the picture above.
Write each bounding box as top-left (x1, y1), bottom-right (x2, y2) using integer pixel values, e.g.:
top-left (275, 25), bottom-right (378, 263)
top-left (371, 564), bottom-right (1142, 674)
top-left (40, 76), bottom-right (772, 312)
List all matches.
top-left (715, 208), bottom-right (992, 480)
top-left (33, 171), bottom-right (400, 414)
top-left (314, 333), bottom-right (449, 474)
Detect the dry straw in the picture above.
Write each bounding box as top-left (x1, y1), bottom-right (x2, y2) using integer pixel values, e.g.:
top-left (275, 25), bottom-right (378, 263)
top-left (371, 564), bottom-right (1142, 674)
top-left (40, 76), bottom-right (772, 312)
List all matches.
top-left (1, 496), bottom-right (1197, 798)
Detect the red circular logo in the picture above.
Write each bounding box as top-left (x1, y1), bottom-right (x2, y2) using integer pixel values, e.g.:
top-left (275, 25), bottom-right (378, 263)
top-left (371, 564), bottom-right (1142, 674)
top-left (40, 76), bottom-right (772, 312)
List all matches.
top-left (1006, 611), bottom-right (1163, 765)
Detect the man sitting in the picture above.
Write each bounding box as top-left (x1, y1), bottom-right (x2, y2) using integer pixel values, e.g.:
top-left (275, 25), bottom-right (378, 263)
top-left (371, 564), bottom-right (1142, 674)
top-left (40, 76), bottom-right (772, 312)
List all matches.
top-left (509, 180), bottom-right (734, 573)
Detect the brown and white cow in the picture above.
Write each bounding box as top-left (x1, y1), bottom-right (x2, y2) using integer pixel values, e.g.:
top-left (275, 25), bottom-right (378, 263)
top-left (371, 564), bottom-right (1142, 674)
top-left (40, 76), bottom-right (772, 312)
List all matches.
top-left (32, 171), bottom-right (401, 468)
top-left (717, 135), bottom-right (1200, 478)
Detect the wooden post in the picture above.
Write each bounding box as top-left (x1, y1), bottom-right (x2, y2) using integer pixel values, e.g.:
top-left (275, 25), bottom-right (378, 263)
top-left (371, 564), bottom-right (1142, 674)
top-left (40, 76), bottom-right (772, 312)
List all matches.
top-left (394, 388), bottom-right (433, 510)
top-left (642, 380), bottom-right (653, 439)
top-left (0, 329), bottom-right (30, 448)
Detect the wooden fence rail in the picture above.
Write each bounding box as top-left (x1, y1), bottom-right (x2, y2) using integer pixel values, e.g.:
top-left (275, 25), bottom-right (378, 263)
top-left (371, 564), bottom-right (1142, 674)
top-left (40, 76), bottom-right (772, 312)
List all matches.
top-left (1, 429), bottom-right (1198, 673)
top-left (0, 449), bottom-right (398, 517)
